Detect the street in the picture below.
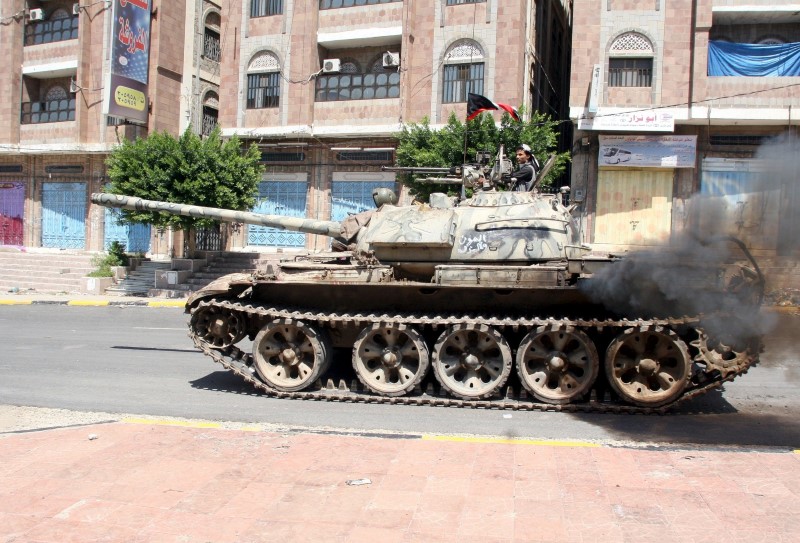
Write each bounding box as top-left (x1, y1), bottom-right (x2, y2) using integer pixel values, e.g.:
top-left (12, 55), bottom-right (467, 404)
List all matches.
top-left (0, 304), bottom-right (798, 450)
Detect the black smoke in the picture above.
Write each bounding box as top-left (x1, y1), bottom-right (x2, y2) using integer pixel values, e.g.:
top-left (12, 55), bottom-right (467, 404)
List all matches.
top-left (580, 133), bottom-right (800, 341)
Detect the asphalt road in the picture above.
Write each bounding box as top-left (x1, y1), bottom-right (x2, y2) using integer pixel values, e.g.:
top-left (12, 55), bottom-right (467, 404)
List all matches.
top-left (0, 304), bottom-right (798, 450)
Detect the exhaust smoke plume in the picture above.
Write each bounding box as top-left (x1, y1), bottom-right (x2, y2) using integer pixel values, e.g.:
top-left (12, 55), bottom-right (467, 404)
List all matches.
top-left (581, 132), bottom-right (800, 341)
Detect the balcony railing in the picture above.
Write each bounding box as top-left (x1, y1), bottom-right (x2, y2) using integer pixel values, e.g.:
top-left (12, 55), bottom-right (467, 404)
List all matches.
top-left (315, 72), bottom-right (400, 102)
top-left (21, 99), bottom-right (76, 124)
top-left (24, 16), bottom-right (79, 46)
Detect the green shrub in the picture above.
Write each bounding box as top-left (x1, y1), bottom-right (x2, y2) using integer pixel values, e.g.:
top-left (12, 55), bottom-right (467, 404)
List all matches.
top-left (87, 242), bottom-right (130, 277)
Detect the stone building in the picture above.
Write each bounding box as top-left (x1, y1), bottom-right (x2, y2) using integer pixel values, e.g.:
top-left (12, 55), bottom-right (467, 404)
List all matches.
top-left (0, 0), bottom-right (221, 256)
top-left (0, 0), bottom-right (571, 257)
top-left (217, 0), bottom-right (571, 253)
top-left (568, 0), bottom-right (799, 285)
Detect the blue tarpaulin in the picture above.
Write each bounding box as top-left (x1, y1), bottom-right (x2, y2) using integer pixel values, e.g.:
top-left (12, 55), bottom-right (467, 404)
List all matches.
top-left (708, 40), bottom-right (800, 76)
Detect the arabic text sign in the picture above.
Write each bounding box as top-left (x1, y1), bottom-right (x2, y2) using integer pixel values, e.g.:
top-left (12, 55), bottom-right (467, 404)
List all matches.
top-left (578, 109), bottom-right (675, 132)
top-left (107, 0), bottom-right (152, 124)
top-left (598, 135), bottom-right (697, 169)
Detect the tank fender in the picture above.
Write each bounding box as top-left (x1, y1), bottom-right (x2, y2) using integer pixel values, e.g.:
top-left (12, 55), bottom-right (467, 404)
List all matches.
top-left (185, 272), bottom-right (254, 310)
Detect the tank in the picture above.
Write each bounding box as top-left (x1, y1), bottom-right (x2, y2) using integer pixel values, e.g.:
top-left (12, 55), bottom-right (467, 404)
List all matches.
top-left (90, 148), bottom-right (765, 413)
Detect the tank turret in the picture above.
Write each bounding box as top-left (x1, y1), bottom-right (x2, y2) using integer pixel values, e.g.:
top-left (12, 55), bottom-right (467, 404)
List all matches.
top-left (91, 148), bottom-right (764, 412)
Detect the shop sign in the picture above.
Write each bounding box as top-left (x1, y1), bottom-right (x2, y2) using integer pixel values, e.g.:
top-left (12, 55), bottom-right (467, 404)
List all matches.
top-left (579, 109), bottom-right (675, 132)
top-left (598, 135), bottom-right (697, 168)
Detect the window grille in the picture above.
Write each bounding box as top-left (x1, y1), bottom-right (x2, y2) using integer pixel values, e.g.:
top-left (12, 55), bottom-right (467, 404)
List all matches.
top-left (260, 152), bottom-right (306, 162)
top-left (202, 107), bottom-right (218, 136)
top-left (337, 151), bottom-right (393, 162)
top-left (204, 29), bottom-right (221, 62)
top-left (709, 135), bottom-right (769, 146)
top-left (251, 0), bottom-right (283, 17)
top-left (442, 63), bottom-right (484, 103)
top-left (247, 73), bottom-right (281, 109)
top-left (607, 58), bottom-right (652, 87)
top-left (320, 0), bottom-right (401, 9)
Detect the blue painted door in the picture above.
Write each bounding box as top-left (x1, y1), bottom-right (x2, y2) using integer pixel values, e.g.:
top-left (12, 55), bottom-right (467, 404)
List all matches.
top-left (247, 181), bottom-right (308, 248)
top-left (331, 180), bottom-right (396, 221)
top-left (104, 208), bottom-right (151, 253)
top-left (42, 182), bottom-right (86, 249)
top-left (0, 181), bottom-right (24, 246)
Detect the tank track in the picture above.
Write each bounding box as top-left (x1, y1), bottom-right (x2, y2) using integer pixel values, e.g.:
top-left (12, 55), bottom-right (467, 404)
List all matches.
top-left (188, 298), bottom-right (760, 415)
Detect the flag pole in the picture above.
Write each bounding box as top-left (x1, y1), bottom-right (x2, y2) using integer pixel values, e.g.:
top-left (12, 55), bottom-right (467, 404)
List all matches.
top-left (462, 115), bottom-right (468, 199)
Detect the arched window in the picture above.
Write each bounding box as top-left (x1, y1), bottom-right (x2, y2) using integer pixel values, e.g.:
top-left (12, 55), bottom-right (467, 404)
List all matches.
top-left (247, 51), bottom-right (281, 109)
top-left (442, 39), bottom-right (484, 103)
top-left (204, 12), bottom-right (221, 62)
top-left (608, 32), bottom-right (654, 88)
top-left (202, 91), bottom-right (219, 136)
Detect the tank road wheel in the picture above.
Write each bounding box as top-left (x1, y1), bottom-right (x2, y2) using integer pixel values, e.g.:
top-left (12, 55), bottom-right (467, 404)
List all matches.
top-left (252, 319), bottom-right (331, 392)
top-left (190, 305), bottom-right (246, 349)
top-left (605, 327), bottom-right (691, 407)
top-left (352, 323), bottom-right (430, 397)
top-left (516, 325), bottom-right (600, 404)
top-left (432, 324), bottom-right (512, 400)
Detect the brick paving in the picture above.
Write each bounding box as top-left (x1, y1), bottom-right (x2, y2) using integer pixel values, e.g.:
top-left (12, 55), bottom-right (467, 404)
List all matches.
top-left (1, 420), bottom-right (798, 543)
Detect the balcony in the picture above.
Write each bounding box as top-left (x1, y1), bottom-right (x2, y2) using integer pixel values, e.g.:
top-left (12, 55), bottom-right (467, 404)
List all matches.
top-left (315, 71), bottom-right (400, 102)
top-left (20, 99), bottom-right (76, 125)
top-left (24, 15), bottom-right (79, 46)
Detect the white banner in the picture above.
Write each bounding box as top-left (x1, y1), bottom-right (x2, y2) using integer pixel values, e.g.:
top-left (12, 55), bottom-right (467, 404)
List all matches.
top-left (579, 109), bottom-right (675, 132)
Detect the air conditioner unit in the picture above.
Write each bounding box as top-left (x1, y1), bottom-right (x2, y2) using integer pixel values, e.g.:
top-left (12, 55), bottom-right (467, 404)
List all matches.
top-left (322, 59), bottom-right (340, 73)
top-left (72, 3), bottom-right (81, 15)
top-left (28, 8), bottom-right (45, 21)
top-left (382, 52), bottom-right (400, 68)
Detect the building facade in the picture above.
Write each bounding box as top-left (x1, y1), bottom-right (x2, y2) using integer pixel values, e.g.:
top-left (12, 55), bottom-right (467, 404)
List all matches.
top-left (218, 0), bottom-right (570, 253)
top-left (0, 0), bottom-right (221, 255)
top-left (569, 0), bottom-right (799, 268)
top-left (0, 0), bottom-right (571, 257)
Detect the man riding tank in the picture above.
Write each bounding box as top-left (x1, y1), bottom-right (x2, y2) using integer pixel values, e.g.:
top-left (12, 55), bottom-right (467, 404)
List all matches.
top-left (510, 144), bottom-right (542, 192)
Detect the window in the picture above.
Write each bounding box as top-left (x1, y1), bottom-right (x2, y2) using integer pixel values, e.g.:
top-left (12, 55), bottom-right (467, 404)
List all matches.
top-left (247, 52), bottom-right (281, 109)
top-left (203, 12), bottom-right (221, 62)
top-left (247, 73), bottom-right (281, 108)
top-left (251, 0), bottom-right (283, 17)
top-left (202, 92), bottom-right (219, 136)
top-left (24, 8), bottom-right (78, 46)
top-left (446, 0), bottom-right (485, 5)
top-left (320, 0), bottom-right (401, 9)
top-left (442, 39), bottom-right (485, 103)
top-left (315, 57), bottom-right (400, 102)
top-left (607, 32), bottom-right (654, 88)
top-left (608, 58), bottom-right (653, 87)
top-left (20, 85), bottom-right (76, 124)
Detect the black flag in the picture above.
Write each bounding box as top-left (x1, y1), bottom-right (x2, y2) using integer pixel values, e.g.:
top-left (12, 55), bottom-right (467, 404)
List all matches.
top-left (467, 93), bottom-right (520, 121)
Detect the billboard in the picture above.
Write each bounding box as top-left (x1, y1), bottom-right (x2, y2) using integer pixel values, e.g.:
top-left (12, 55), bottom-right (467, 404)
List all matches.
top-left (598, 135), bottom-right (697, 168)
top-left (106, 0), bottom-right (152, 124)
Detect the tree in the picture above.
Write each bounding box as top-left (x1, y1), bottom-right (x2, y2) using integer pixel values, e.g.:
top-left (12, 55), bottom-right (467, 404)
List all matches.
top-left (395, 110), bottom-right (570, 202)
top-left (105, 127), bottom-right (263, 255)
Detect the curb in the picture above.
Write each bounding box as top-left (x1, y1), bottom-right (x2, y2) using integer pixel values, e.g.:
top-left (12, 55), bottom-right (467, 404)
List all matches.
top-left (0, 299), bottom-right (186, 307)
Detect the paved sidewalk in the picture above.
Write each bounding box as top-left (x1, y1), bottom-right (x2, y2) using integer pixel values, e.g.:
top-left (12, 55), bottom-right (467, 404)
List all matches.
top-left (1, 416), bottom-right (798, 543)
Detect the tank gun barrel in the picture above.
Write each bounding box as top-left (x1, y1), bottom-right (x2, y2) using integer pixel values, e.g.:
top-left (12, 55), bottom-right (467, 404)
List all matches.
top-left (91, 193), bottom-right (346, 242)
top-left (381, 165), bottom-right (454, 174)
